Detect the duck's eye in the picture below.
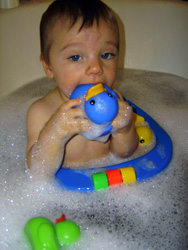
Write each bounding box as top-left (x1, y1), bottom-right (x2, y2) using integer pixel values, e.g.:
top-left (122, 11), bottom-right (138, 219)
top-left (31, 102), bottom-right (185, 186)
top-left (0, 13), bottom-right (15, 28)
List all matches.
top-left (90, 100), bottom-right (95, 105)
top-left (107, 93), bottom-right (113, 97)
top-left (140, 139), bottom-right (145, 144)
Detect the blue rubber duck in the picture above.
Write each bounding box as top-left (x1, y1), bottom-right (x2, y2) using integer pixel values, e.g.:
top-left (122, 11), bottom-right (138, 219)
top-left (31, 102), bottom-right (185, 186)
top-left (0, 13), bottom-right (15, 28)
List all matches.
top-left (70, 83), bottom-right (119, 139)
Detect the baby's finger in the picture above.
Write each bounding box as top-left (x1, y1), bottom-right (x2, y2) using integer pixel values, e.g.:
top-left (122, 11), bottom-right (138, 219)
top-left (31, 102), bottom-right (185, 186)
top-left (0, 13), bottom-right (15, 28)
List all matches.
top-left (60, 107), bottom-right (87, 121)
top-left (59, 98), bottom-right (82, 111)
top-left (118, 99), bottom-right (129, 108)
top-left (69, 118), bottom-right (91, 133)
top-left (60, 118), bottom-right (91, 136)
top-left (118, 100), bottom-right (132, 115)
top-left (112, 102), bottom-right (133, 129)
top-left (112, 88), bottom-right (124, 100)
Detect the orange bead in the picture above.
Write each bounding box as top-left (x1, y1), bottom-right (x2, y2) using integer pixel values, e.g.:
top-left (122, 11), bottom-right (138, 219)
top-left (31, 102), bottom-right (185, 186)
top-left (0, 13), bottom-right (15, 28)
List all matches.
top-left (106, 169), bottom-right (122, 186)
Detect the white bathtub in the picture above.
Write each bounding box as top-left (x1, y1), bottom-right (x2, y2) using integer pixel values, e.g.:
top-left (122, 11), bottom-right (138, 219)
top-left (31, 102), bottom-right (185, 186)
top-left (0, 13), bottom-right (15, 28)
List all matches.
top-left (0, 0), bottom-right (188, 97)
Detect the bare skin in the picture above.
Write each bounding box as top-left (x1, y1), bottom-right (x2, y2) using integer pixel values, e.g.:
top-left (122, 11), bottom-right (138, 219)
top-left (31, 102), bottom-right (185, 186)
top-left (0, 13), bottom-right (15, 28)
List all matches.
top-left (26, 18), bottom-right (138, 176)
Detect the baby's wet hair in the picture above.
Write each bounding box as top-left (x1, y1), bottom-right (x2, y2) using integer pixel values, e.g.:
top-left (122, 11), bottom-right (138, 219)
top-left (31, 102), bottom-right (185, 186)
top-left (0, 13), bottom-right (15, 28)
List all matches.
top-left (40, 0), bottom-right (119, 62)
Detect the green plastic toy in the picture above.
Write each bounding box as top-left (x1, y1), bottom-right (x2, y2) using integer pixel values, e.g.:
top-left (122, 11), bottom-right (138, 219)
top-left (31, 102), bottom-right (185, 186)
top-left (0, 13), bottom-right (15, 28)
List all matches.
top-left (24, 214), bottom-right (81, 249)
top-left (55, 220), bottom-right (81, 246)
top-left (92, 172), bottom-right (109, 190)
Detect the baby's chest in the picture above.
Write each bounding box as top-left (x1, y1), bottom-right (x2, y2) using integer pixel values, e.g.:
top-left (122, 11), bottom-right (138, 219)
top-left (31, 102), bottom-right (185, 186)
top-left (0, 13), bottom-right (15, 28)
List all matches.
top-left (65, 135), bottom-right (110, 162)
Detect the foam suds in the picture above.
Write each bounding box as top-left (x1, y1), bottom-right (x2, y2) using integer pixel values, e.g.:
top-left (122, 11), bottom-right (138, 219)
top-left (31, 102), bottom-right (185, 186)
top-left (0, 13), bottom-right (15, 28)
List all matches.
top-left (0, 70), bottom-right (188, 250)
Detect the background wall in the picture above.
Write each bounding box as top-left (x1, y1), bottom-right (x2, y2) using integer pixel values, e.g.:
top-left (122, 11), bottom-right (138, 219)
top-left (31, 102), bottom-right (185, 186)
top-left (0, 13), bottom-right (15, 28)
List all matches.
top-left (0, 0), bottom-right (188, 97)
top-left (108, 0), bottom-right (188, 77)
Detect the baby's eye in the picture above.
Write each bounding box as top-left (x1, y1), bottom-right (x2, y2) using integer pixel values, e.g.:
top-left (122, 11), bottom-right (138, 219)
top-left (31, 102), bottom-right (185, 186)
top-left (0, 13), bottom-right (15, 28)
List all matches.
top-left (69, 55), bottom-right (82, 62)
top-left (101, 53), bottom-right (114, 59)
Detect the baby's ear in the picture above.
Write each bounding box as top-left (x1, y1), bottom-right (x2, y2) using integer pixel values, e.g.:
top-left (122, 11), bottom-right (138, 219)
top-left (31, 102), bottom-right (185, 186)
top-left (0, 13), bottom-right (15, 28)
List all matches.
top-left (40, 55), bottom-right (54, 79)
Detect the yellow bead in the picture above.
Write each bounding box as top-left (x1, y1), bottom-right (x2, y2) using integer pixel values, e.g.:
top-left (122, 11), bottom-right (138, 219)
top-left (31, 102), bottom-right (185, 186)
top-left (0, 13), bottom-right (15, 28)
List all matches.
top-left (120, 167), bottom-right (137, 184)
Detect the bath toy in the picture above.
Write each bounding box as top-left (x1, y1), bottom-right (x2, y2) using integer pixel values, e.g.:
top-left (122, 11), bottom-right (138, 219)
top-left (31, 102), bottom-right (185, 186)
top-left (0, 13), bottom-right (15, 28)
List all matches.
top-left (56, 96), bottom-right (173, 191)
top-left (24, 214), bottom-right (81, 249)
top-left (133, 113), bottom-right (145, 125)
top-left (55, 220), bottom-right (81, 246)
top-left (24, 217), bottom-right (59, 250)
top-left (55, 213), bottom-right (65, 223)
top-left (120, 166), bottom-right (137, 184)
top-left (136, 126), bottom-right (154, 146)
top-left (92, 167), bottom-right (136, 190)
top-left (106, 169), bottom-right (122, 186)
top-left (70, 83), bottom-right (118, 138)
top-left (92, 172), bottom-right (109, 190)
top-left (92, 167), bottom-right (137, 190)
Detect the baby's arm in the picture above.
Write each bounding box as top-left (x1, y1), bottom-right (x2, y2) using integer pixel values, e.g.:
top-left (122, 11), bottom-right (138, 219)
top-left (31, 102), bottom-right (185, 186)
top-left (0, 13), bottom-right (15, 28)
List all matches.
top-left (110, 91), bottom-right (138, 157)
top-left (26, 98), bottom-right (90, 177)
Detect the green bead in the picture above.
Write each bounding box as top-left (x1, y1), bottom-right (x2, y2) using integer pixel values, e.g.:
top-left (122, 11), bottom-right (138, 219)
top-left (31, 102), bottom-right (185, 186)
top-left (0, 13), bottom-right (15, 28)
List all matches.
top-left (92, 172), bottom-right (109, 190)
top-left (55, 221), bottom-right (81, 246)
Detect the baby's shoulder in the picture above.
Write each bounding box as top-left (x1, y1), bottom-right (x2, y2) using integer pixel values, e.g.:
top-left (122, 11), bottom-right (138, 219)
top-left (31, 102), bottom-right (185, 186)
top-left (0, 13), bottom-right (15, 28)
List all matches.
top-left (27, 88), bottom-right (59, 122)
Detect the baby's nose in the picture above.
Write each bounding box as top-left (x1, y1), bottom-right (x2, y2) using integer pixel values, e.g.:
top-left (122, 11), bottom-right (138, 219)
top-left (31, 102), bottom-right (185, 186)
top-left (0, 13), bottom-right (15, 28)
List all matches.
top-left (85, 59), bottom-right (103, 75)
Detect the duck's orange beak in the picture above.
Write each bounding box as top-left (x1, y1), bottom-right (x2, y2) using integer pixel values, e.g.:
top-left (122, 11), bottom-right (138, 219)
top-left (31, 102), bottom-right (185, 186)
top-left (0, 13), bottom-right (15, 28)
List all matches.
top-left (85, 83), bottom-right (107, 101)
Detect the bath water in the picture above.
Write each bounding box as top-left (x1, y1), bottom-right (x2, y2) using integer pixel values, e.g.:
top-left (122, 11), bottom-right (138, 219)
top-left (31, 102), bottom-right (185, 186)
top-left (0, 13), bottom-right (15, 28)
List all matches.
top-left (0, 70), bottom-right (187, 249)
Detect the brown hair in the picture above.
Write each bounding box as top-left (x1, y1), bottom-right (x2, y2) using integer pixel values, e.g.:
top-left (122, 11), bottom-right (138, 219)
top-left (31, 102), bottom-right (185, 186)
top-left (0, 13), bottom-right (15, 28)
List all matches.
top-left (40, 0), bottom-right (119, 62)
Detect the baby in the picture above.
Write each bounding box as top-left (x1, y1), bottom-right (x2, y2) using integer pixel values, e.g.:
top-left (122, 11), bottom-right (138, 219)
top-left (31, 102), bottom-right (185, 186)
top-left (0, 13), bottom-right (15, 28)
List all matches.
top-left (26, 0), bottom-right (138, 176)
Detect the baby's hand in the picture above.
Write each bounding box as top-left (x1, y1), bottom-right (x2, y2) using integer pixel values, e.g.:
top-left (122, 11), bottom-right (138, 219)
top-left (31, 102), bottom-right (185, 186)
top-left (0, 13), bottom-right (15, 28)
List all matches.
top-left (111, 91), bottom-right (133, 134)
top-left (53, 98), bottom-right (91, 138)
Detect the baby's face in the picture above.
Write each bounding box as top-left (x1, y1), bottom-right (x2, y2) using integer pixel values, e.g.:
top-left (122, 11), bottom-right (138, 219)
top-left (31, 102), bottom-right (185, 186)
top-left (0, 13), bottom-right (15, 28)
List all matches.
top-left (47, 17), bottom-right (119, 99)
